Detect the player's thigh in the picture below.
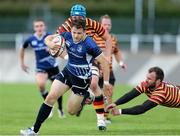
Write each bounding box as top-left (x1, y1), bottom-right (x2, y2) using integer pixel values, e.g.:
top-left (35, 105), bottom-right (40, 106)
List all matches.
top-left (35, 72), bottom-right (48, 87)
top-left (45, 79), bottom-right (69, 105)
top-left (67, 91), bottom-right (84, 115)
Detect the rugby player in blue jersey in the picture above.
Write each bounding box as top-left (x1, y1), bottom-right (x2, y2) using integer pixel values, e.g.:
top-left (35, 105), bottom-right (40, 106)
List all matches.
top-left (19, 19), bottom-right (65, 118)
top-left (20, 18), bottom-right (110, 135)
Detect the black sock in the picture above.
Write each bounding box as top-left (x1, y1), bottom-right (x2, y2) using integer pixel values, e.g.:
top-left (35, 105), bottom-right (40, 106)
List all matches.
top-left (41, 91), bottom-right (48, 99)
top-left (33, 103), bottom-right (52, 133)
top-left (57, 96), bottom-right (63, 111)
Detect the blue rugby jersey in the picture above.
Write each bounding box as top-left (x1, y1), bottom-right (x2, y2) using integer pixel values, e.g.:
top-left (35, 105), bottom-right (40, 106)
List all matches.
top-left (61, 32), bottom-right (102, 79)
top-left (23, 33), bottom-right (58, 69)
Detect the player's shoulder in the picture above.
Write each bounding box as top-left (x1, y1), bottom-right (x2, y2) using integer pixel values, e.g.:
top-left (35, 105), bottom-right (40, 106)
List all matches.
top-left (86, 17), bottom-right (100, 25)
top-left (83, 35), bottom-right (98, 49)
top-left (84, 35), bottom-right (94, 43)
top-left (26, 34), bottom-right (36, 42)
top-left (61, 31), bottom-right (71, 39)
top-left (163, 81), bottom-right (177, 90)
top-left (64, 17), bottom-right (72, 24)
top-left (135, 81), bottom-right (147, 93)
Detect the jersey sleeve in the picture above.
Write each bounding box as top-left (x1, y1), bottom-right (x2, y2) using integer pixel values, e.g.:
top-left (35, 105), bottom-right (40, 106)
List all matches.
top-left (60, 31), bottom-right (71, 40)
top-left (86, 36), bottom-right (102, 58)
top-left (135, 81), bottom-right (147, 94)
top-left (86, 18), bottom-right (105, 37)
top-left (56, 18), bottom-right (72, 34)
top-left (22, 37), bottom-right (31, 48)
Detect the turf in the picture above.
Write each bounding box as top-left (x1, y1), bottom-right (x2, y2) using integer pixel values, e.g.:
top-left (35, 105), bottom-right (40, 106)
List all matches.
top-left (0, 83), bottom-right (179, 135)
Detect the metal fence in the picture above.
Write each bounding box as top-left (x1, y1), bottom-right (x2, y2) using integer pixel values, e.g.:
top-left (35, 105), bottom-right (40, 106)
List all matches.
top-left (0, 33), bottom-right (180, 54)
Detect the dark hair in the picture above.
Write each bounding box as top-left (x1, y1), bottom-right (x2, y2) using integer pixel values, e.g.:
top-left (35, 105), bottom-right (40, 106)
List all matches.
top-left (148, 66), bottom-right (164, 81)
top-left (99, 14), bottom-right (111, 23)
top-left (71, 18), bottom-right (86, 30)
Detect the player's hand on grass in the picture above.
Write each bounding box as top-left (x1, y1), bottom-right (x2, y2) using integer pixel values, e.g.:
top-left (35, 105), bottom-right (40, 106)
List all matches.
top-left (105, 103), bottom-right (116, 112)
top-left (112, 107), bottom-right (121, 116)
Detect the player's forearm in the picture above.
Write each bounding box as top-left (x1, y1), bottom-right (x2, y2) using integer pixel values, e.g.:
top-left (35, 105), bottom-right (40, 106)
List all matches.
top-left (114, 51), bottom-right (124, 65)
top-left (115, 88), bottom-right (141, 105)
top-left (120, 100), bottom-right (158, 115)
top-left (102, 58), bottom-right (110, 82)
top-left (19, 48), bottom-right (25, 65)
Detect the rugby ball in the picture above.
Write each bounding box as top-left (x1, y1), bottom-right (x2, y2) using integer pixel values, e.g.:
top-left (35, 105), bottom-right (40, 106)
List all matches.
top-left (49, 35), bottom-right (65, 57)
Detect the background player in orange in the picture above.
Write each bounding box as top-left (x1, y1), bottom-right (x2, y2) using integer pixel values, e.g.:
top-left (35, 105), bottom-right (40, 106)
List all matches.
top-left (94, 14), bottom-right (127, 123)
top-left (49, 4), bottom-right (112, 130)
top-left (106, 66), bottom-right (180, 116)
top-left (19, 19), bottom-right (65, 118)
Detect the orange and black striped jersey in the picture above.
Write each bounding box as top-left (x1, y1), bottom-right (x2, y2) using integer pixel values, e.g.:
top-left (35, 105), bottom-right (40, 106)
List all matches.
top-left (94, 34), bottom-right (120, 71)
top-left (136, 81), bottom-right (180, 108)
top-left (56, 17), bottom-right (105, 39)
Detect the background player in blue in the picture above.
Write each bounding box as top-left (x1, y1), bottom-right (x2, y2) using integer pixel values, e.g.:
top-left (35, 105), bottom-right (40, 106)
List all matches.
top-left (19, 19), bottom-right (65, 118)
top-left (20, 18), bottom-right (110, 135)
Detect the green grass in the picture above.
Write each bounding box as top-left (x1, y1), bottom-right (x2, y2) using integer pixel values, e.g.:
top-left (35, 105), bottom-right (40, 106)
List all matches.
top-left (0, 83), bottom-right (180, 135)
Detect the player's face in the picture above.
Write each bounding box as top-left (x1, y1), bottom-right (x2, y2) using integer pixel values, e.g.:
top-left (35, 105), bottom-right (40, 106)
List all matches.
top-left (33, 21), bottom-right (46, 36)
top-left (101, 18), bottom-right (112, 32)
top-left (71, 26), bottom-right (85, 43)
top-left (145, 72), bottom-right (157, 90)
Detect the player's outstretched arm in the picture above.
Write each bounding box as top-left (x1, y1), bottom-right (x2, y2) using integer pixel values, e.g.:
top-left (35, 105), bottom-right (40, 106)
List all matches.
top-left (115, 88), bottom-right (141, 105)
top-left (114, 100), bottom-right (158, 115)
top-left (105, 88), bottom-right (141, 112)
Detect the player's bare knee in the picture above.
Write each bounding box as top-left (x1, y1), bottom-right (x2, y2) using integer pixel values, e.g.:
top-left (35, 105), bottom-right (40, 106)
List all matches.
top-left (39, 89), bottom-right (46, 93)
top-left (67, 109), bottom-right (76, 115)
top-left (38, 84), bottom-right (45, 91)
top-left (44, 94), bottom-right (56, 105)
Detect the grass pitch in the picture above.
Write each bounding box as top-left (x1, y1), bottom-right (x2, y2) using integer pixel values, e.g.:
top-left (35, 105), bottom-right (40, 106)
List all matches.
top-left (0, 83), bottom-right (180, 135)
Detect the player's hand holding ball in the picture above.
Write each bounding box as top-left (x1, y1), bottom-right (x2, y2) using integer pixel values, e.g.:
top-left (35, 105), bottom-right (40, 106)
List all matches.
top-left (45, 34), bottom-right (65, 57)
